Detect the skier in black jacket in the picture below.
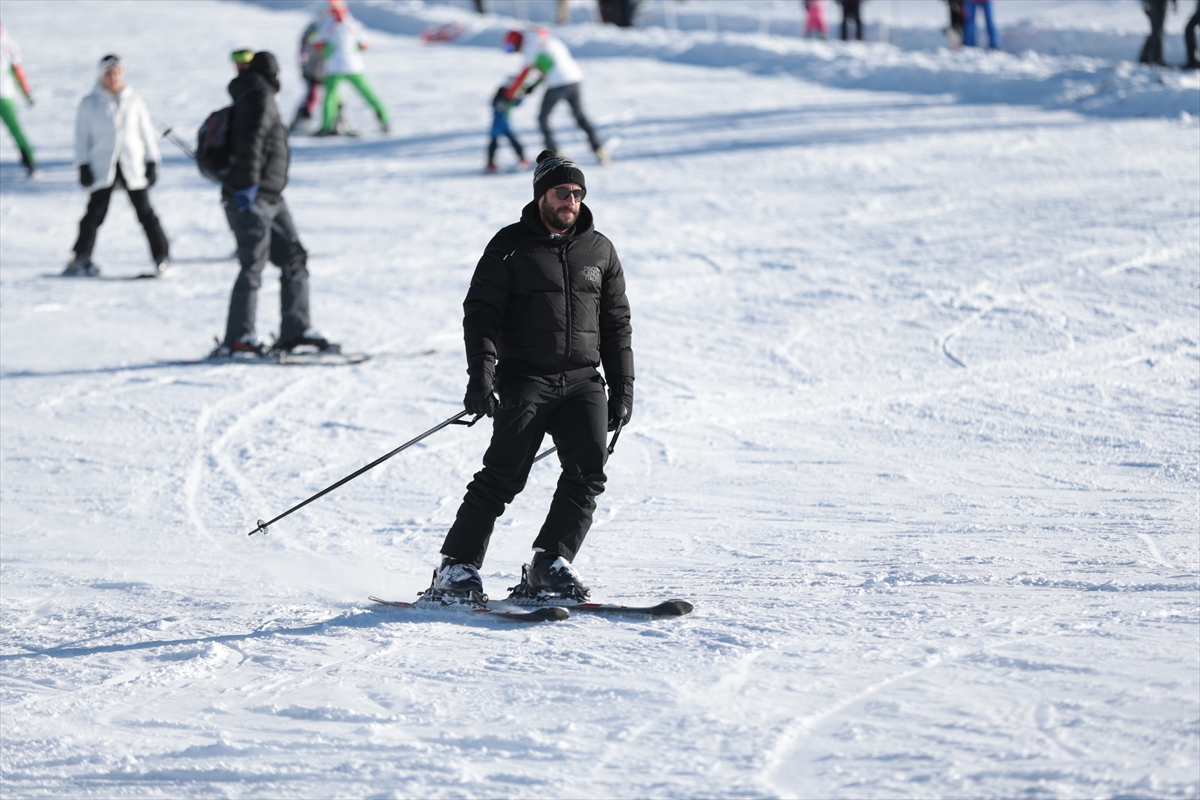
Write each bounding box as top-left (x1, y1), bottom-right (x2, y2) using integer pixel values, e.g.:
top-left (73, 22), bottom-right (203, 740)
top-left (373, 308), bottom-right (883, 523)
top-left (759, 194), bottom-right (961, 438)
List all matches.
top-left (210, 51), bottom-right (331, 358)
top-left (424, 150), bottom-right (634, 606)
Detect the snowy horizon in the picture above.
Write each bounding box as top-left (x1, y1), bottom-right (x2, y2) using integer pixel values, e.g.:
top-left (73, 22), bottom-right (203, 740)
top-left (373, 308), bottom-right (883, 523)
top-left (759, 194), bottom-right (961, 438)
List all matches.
top-left (1, 0), bottom-right (1197, 797)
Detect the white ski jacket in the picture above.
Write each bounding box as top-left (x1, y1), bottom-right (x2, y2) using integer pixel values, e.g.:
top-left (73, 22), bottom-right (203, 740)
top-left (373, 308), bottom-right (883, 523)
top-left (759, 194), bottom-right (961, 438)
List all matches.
top-left (315, 14), bottom-right (367, 76)
top-left (74, 82), bottom-right (160, 191)
top-left (0, 25), bottom-right (24, 101)
top-left (523, 28), bottom-right (584, 89)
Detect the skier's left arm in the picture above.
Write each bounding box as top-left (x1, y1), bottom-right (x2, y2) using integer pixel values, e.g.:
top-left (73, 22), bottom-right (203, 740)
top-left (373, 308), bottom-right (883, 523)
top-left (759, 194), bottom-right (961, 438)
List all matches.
top-left (12, 63), bottom-right (32, 104)
top-left (598, 242), bottom-right (634, 429)
top-left (136, 95), bottom-right (161, 165)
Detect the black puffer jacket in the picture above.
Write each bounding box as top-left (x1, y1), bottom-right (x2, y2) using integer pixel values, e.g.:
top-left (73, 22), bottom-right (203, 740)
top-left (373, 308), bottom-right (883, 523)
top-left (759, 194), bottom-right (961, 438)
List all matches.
top-left (222, 70), bottom-right (289, 201)
top-left (464, 201), bottom-right (634, 404)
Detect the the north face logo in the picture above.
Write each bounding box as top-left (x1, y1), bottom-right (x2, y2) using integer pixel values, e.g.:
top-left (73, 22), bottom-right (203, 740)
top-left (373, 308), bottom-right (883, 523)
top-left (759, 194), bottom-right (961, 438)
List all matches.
top-left (582, 266), bottom-right (601, 283)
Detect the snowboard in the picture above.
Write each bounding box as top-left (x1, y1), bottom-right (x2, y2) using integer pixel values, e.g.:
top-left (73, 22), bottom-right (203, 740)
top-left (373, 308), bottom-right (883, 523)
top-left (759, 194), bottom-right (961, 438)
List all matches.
top-left (419, 22), bottom-right (465, 43)
top-left (368, 596), bottom-right (569, 622)
top-left (43, 270), bottom-right (163, 281)
top-left (158, 349), bottom-right (371, 367)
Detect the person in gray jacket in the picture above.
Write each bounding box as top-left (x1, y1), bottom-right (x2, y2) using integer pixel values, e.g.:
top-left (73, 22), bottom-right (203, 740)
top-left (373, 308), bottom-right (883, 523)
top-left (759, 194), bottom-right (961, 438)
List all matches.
top-left (67, 54), bottom-right (168, 276)
top-left (209, 51), bottom-right (333, 358)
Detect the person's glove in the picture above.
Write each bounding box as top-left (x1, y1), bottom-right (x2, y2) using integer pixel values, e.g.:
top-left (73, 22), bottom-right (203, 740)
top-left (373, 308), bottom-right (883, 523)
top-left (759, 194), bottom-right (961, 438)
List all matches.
top-left (79, 165), bottom-right (94, 188)
top-left (233, 184), bottom-right (259, 212)
top-left (145, 162), bottom-right (157, 187)
top-left (464, 357), bottom-right (496, 417)
top-left (607, 395), bottom-right (631, 432)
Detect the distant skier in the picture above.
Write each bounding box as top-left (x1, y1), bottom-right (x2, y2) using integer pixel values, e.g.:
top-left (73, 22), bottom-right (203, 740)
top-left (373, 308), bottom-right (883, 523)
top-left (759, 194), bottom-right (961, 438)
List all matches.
top-left (1139, 0), bottom-right (1176, 66)
top-left (288, 21), bottom-right (345, 134)
top-left (210, 51), bottom-right (334, 358)
top-left (485, 79), bottom-right (530, 173)
top-left (421, 150), bottom-right (634, 607)
top-left (804, 0), bottom-right (829, 40)
top-left (0, 24), bottom-right (36, 178)
top-left (944, 0), bottom-right (965, 49)
top-left (502, 27), bottom-right (609, 164)
top-left (67, 54), bottom-right (168, 277)
top-left (1186, 0), bottom-right (1200, 69)
top-left (838, 0), bottom-right (864, 41)
top-left (963, 0), bottom-right (1000, 49)
top-left (313, 0), bottom-right (389, 135)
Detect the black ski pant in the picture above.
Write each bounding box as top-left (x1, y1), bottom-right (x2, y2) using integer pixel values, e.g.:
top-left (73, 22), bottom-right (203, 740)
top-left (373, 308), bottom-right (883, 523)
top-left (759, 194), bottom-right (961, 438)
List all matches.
top-left (222, 195), bottom-right (310, 346)
top-left (1186, 3), bottom-right (1200, 66)
top-left (1140, 0), bottom-right (1168, 65)
top-left (73, 166), bottom-right (169, 263)
top-left (539, 82), bottom-right (603, 155)
top-left (840, 0), bottom-right (863, 41)
top-left (441, 374), bottom-right (609, 569)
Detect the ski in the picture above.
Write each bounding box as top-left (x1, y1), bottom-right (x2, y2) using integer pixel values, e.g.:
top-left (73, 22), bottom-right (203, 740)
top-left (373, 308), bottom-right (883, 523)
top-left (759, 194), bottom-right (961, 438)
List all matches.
top-left (368, 596), bottom-right (569, 622)
top-left (505, 597), bottom-right (694, 617)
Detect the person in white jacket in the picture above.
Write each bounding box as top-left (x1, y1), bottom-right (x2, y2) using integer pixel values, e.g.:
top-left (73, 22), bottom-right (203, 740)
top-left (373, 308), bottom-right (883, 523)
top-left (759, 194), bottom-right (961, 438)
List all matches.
top-left (314, 0), bottom-right (389, 135)
top-left (501, 27), bottom-right (608, 164)
top-left (67, 54), bottom-right (169, 277)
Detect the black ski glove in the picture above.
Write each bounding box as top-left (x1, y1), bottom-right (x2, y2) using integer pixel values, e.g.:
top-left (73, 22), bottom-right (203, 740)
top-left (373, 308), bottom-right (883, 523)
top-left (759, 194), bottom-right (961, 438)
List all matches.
top-left (79, 165), bottom-right (94, 188)
top-left (464, 357), bottom-right (496, 418)
top-left (145, 162), bottom-right (157, 187)
top-left (608, 395), bottom-right (631, 432)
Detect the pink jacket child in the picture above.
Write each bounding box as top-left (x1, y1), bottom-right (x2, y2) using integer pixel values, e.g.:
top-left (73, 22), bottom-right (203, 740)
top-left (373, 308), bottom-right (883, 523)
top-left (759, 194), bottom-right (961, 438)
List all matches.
top-left (805, 0), bottom-right (829, 39)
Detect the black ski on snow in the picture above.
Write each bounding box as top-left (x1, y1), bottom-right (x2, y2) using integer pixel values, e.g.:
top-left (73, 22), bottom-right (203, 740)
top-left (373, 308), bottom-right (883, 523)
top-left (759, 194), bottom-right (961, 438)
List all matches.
top-left (367, 596), bottom-right (569, 622)
top-left (506, 598), bottom-right (694, 617)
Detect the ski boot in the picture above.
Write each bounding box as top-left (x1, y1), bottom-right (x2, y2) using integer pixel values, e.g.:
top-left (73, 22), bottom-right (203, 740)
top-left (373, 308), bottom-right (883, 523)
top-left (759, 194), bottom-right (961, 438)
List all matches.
top-left (417, 556), bottom-right (487, 607)
top-left (506, 551), bottom-right (591, 604)
top-left (62, 255), bottom-right (100, 277)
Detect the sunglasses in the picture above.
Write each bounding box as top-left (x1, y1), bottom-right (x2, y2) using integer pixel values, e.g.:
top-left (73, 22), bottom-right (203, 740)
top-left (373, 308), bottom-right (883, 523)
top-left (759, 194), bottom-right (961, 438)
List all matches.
top-left (231, 50), bottom-right (254, 65)
top-left (552, 186), bottom-right (586, 202)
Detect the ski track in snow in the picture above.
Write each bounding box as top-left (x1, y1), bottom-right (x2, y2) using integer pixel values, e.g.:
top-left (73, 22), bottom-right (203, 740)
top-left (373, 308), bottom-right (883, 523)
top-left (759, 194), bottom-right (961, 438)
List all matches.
top-left (1, 1), bottom-right (1198, 798)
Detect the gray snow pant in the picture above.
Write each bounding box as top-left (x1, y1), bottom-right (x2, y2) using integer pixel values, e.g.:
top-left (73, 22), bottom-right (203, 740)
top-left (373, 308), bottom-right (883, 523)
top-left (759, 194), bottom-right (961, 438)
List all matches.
top-left (222, 196), bottom-right (310, 346)
top-left (539, 82), bottom-right (603, 155)
top-left (441, 374), bottom-right (609, 568)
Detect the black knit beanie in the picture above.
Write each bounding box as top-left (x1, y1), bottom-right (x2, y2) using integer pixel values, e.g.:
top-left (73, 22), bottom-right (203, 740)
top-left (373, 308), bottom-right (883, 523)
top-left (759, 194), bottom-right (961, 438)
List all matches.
top-left (533, 150), bottom-right (586, 199)
top-left (250, 51), bottom-right (281, 92)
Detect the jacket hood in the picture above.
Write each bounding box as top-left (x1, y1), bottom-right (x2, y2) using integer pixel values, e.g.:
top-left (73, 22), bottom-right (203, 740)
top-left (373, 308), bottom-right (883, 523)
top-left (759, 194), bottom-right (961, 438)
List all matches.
top-left (520, 200), bottom-right (595, 240)
top-left (228, 69), bottom-right (273, 101)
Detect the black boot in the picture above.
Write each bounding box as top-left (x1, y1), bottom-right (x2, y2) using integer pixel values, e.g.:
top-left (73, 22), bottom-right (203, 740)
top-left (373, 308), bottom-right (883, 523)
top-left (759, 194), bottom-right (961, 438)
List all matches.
top-left (508, 551), bottom-right (590, 602)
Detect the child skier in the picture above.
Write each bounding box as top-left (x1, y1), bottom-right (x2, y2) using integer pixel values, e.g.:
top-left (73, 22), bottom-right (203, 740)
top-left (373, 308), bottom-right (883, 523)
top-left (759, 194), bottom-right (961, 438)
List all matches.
top-left (0, 24), bottom-right (36, 177)
top-left (485, 79), bottom-right (530, 173)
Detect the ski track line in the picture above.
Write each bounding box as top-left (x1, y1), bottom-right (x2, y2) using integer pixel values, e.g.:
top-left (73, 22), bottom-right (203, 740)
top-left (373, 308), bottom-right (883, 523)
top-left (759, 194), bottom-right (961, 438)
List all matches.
top-left (1136, 533), bottom-right (1174, 569)
top-left (761, 623), bottom-right (1074, 794)
top-left (185, 373), bottom-right (316, 546)
top-left (934, 239), bottom-right (1160, 370)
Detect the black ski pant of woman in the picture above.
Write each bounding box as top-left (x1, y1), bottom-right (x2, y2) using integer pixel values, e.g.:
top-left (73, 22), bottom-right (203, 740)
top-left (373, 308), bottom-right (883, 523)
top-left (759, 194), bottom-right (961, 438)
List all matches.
top-left (840, 0), bottom-right (863, 41)
top-left (538, 82), bottom-right (603, 155)
top-left (73, 165), bottom-right (169, 263)
top-left (440, 373), bottom-right (609, 569)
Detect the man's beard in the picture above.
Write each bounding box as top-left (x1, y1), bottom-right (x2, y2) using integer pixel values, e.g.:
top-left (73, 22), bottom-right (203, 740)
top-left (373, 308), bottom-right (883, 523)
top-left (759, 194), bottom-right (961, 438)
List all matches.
top-left (539, 198), bottom-right (578, 233)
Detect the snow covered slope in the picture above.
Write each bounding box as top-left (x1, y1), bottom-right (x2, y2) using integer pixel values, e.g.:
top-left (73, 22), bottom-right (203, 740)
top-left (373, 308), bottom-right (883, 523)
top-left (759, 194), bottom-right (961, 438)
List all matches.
top-left (1, 1), bottom-right (1197, 798)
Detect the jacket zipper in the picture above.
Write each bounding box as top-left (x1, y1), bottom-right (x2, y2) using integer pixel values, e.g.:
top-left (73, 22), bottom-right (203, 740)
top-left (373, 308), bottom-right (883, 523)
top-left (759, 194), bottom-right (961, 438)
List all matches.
top-left (558, 239), bottom-right (572, 379)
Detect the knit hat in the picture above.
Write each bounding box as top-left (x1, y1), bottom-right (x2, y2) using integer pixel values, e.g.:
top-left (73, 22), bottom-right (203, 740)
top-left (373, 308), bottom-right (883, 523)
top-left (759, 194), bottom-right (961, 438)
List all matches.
top-left (249, 51), bottom-right (281, 92)
top-left (533, 150), bottom-right (586, 200)
top-left (98, 54), bottom-right (121, 70)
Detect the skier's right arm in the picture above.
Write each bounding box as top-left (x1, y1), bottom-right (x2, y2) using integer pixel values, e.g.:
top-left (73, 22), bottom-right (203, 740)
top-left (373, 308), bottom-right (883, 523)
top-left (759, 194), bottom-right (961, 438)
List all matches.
top-left (462, 234), bottom-right (514, 369)
top-left (229, 87), bottom-right (269, 189)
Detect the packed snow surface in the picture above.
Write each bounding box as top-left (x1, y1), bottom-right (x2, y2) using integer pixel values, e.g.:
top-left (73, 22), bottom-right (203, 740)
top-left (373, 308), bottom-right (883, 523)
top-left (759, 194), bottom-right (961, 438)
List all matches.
top-left (1, 1), bottom-right (1198, 798)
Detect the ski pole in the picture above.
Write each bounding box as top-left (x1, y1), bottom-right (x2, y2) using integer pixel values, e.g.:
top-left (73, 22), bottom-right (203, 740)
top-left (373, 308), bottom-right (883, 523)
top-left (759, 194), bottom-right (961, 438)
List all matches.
top-left (530, 419), bottom-right (624, 465)
top-left (248, 410), bottom-right (484, 536)
top-left (159, 125), bottom-right (195, 159)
